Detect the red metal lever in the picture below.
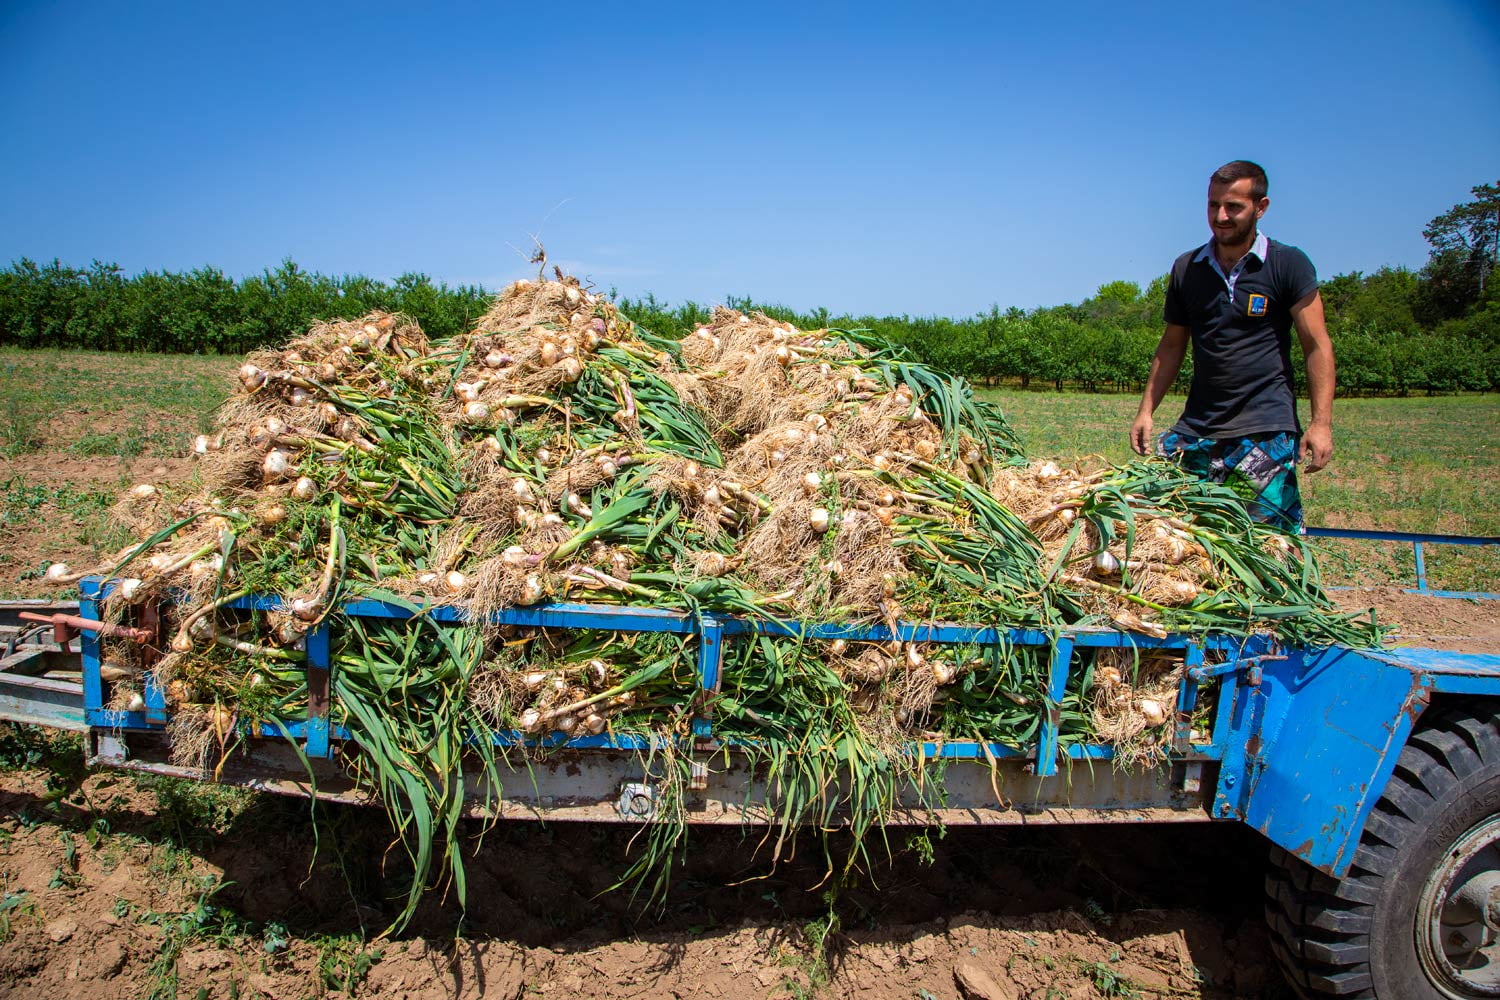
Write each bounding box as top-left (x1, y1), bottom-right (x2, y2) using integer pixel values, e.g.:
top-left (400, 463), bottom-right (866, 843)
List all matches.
top-left (17, 612), bottom-right (156, 646)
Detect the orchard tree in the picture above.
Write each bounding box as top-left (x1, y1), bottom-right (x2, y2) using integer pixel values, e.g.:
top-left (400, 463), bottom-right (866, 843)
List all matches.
top-left (1421, 181), bottom-right (1500, 316)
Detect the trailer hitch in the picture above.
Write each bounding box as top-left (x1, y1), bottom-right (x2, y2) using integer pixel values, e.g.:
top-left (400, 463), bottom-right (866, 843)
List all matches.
top-left (18, 612), bottom-right (156, 647)
top-left (1187, 655), bottom-right (1286, 688)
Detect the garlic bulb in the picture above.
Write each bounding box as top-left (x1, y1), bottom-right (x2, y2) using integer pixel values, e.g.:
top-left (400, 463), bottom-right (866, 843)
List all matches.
top-left (238, 364), bottom-right (266, 389)
top-left (262, 449), bottom-right (293, 481)
top-left (210, 706), bottom-right (235, 741)
top-left (99, 660), bottom-right (138, 682)
top-left (1161, 579), bottom-right (1200, 604)
top-left (517, 575), bottom-right (545, 606)
top-left (1137, 699), bottom-right (1169, 727)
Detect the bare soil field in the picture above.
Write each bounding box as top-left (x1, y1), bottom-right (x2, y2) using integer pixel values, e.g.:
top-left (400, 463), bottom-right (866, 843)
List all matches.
top-left (0, 758), bottom-right (1285, 1000)
top-left (1331, 587), bottom-right (1500, 654)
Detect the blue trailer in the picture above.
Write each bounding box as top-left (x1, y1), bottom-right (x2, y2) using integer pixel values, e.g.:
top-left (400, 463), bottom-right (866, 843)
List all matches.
top-left (1, 527), bottom-right (1497, 1000)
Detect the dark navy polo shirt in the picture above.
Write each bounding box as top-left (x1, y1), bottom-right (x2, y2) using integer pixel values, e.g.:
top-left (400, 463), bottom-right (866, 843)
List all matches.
top-left (1163, 234), bottom-right (1319, 438)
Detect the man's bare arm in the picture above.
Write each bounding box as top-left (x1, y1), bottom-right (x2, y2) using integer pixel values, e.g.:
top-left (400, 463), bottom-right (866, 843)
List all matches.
top-left (1130, 323), bottom-right (1190, 455)
top-left (1290, 290), bottom-right (1335, 473)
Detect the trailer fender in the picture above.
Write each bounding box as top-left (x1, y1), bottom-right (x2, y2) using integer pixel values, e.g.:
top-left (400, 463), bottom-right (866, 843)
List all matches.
top-left (1218, 646), bottom-right (1437, 876)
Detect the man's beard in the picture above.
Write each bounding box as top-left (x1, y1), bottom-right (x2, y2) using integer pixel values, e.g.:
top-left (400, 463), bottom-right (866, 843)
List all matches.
top-left (1216, 217), bottom-right (1256, 248)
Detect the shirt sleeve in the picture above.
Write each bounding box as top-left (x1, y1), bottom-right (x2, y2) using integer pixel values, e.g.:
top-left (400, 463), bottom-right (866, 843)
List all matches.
top-left (1280, 245), bottom-right (1319, 304)
top-left (1163, 261), bottom-right (1188, 326)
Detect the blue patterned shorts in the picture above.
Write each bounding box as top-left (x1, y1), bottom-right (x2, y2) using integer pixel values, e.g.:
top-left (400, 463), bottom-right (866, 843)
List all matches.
top-left (1157, 430), bottom-right (1302, 531)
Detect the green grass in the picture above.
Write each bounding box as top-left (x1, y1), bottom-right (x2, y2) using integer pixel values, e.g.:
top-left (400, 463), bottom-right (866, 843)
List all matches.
top-left (0, 393), bottom-right (45, 457)
top-left (982, 388), bottom-right (1500, 591)
top-left (69, 428), bottom-right (186, 459)
top-left (0, 347), bottom-right (224, 458)
top-left (0, 346), bottom-right (227, 420)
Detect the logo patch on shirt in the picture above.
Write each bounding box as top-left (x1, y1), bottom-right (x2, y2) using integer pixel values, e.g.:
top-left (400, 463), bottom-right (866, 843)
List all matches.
top-left (1247, 294), bottom-right (1268, 316)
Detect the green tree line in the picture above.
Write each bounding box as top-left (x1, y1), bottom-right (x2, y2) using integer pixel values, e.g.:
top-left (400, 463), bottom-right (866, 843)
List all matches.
top-left (0, 259), bottom-right (492, 355)
top-left (3, 183), bottom-right (1496, 395)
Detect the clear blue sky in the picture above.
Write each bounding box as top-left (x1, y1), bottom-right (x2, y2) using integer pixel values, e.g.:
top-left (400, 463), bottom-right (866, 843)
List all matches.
top-left (2, 1), bottom-right (1497, 317)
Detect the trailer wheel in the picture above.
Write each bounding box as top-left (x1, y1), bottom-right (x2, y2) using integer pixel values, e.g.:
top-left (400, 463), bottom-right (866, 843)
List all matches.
top-left (1265, 707), bottom-right (1500, 999)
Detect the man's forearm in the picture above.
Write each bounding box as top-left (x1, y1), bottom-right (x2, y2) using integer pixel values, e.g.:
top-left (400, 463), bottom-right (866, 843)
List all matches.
top-left (1291, 291), bottom-right (1335, 431)
top-left (1137, 335), bottom-right (1187, 416)
top-left (1305, 341), bottom-right (1335, 429)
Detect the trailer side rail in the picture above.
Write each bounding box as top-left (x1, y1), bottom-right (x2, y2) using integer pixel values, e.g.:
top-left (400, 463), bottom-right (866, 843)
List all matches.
top-left (1304, 525), bottom-right (1499, 600)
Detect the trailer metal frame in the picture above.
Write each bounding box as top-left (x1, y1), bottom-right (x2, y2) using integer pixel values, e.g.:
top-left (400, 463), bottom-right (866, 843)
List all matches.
top-left (52, 575), bottom-right (1499, 879)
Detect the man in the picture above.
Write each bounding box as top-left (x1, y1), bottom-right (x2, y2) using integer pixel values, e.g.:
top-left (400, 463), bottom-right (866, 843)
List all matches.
top-left (1129, 160), bottom-right (1335, 530)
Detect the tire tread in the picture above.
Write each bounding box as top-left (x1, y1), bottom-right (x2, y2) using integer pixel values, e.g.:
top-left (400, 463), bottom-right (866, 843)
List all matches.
top-left (1264, 704), bottom-right (1500, 999)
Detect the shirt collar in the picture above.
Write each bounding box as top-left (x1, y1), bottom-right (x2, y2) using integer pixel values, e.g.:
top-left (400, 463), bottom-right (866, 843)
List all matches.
top-left (1195, 230), bottom-right (1269, 265)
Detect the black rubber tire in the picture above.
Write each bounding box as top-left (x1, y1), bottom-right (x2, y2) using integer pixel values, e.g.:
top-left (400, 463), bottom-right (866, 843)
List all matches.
top-left (1265, 706), bottom-right (1500, 998)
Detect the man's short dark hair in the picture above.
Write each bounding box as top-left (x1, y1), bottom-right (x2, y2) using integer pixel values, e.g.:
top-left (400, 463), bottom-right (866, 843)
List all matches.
top-left (1211, 160), bottom-right (1268, 201)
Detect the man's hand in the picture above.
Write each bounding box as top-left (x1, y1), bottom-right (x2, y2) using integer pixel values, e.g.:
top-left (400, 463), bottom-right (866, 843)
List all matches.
top-left (1300, 424), bottom-right (1333, 473)
top-left (1130, 411), bottom-right (1154, 456)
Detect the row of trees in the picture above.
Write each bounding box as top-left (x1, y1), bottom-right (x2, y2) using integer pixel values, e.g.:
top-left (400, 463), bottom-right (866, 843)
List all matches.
top-left (3, 184), bottom-right (1496, 395)
top-left (0, 259), bottom-right (491, 355)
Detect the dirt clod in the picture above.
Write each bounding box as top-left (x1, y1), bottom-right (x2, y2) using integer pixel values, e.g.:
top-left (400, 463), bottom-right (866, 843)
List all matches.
top-left (955, 960), bottom-right (1019, 1000)
top-left (43, 917), bottom-right (76, 944)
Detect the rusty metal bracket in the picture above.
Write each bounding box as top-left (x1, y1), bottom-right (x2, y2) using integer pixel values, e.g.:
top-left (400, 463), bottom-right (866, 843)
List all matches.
top-left (18, 612), bottom-right (155, 647)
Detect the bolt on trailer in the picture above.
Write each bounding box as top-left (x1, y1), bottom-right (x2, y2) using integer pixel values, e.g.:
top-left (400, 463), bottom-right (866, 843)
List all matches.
top-left (2, 535), bottom-right (1498, 1000)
